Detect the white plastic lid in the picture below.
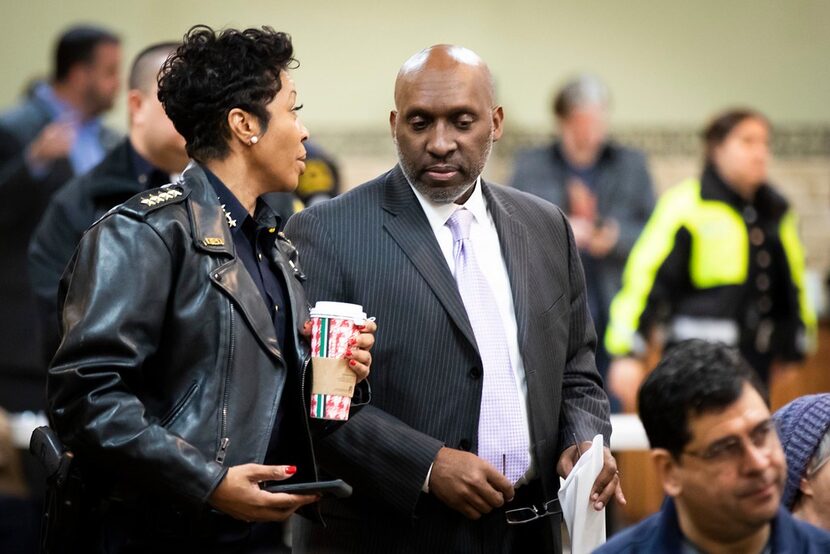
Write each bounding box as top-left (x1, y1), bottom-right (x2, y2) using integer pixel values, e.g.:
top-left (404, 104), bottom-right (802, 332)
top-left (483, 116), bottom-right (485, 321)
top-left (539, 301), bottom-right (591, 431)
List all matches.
top-left (309, 301), bottom-right (366, 321)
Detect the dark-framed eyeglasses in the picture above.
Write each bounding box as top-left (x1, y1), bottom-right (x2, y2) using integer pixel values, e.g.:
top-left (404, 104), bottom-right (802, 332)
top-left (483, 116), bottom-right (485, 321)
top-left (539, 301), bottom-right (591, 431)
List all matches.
top-left (682, 418), bottom-right (778, 466)
top-left (505, 498), bottom-right (561, 525)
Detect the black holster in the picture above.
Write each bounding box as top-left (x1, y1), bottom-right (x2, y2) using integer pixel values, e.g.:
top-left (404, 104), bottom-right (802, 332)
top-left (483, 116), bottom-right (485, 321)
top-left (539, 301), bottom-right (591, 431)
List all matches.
top-left (29, 426), bottom-right (87, 553)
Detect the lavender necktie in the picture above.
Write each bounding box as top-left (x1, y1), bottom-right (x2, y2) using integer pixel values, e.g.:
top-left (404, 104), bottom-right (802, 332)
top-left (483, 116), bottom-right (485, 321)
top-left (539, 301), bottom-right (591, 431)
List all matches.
top-left (446, 208), bottom-right (530, 483)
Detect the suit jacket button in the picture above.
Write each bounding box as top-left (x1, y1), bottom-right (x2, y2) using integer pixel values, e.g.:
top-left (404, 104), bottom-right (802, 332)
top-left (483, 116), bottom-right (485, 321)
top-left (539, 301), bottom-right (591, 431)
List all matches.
top-left (469, 366), bottom-right (482, 379)
top-left (459, 439), bottom-right (471, 451)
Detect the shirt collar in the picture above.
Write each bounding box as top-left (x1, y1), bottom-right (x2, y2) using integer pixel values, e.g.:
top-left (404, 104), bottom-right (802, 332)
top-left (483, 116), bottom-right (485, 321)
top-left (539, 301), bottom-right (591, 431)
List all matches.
top-left (203, 167), bottom-right (280, 234)
top-left (408, 176), bottom-right (488, 232)
top-left (33, 82), bottom-right (99, 129)
top-left (33, 82), bottom-right (72, 120)
top-left (204, 168), bottom-right (251, 235)
top-left (127, 140), bottom-right (166, 188)
top-left (700, 163), bottom-right (747, 207)
top-left (253, 199), bottom-right (280, 232)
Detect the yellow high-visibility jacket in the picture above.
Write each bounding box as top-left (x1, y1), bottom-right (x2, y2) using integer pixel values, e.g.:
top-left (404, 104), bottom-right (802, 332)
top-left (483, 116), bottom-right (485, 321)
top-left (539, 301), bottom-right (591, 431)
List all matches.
top-left (605, 168), bottom-right (816, 365)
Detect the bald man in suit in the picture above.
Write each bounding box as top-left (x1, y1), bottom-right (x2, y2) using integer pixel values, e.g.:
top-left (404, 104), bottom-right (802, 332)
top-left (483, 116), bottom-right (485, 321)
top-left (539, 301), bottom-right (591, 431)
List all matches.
top-left (285, 45), bottom-right (623, 553)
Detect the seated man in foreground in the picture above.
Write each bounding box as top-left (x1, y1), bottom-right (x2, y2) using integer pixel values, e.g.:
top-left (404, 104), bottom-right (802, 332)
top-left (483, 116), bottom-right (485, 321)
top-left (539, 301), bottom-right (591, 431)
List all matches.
top-left (598, 340), bottom-right (830, 553)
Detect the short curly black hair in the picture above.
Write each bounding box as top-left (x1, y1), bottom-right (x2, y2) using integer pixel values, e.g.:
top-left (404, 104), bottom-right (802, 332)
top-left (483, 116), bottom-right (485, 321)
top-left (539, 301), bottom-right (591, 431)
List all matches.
top-left (638, 340), bottom-right (767, 459)
top-left (157, 25), bottom-right (297, 162)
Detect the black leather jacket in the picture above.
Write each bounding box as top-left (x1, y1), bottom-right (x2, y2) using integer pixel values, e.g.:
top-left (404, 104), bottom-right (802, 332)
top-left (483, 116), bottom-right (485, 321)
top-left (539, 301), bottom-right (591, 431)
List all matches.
top-left (47, 163), bottom-right (318, 512)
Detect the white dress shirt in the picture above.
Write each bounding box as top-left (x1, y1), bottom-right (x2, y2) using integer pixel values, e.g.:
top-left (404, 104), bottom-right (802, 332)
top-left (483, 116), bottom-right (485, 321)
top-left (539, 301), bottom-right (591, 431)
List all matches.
top-left (410, 179), bottom-right (535, 489)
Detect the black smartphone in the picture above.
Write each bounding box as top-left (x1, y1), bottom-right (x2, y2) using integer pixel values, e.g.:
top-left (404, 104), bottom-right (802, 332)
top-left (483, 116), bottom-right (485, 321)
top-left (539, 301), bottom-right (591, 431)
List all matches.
top-left (263, 479), bottom-right (352, 498)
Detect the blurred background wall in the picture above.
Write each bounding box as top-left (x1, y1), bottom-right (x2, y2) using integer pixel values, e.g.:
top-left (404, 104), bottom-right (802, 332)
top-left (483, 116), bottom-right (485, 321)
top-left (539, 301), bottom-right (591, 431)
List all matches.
top-left (4, 0), bottom-right (830, 128)
top-left (2, 0), bottom-right (829, 279)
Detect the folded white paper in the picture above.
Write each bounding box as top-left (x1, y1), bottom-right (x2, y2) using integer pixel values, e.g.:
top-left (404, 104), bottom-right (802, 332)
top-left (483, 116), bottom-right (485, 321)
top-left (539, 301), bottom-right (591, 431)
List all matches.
top-left (558, 434), bottom-right (606, 553)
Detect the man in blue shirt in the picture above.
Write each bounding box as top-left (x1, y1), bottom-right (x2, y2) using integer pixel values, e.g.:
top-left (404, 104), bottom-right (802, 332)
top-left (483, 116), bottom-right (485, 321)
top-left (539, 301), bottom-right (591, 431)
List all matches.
top-left (597, 340), bottom-right (830, 553)
top-left (0, 24), bottom-right (121, 414)
top-left (0, 24), bottom-right (121, 553)
top-left (508, 75), bottom-right (655, 409)
top-left (29, 42), bottom-right (187, 369)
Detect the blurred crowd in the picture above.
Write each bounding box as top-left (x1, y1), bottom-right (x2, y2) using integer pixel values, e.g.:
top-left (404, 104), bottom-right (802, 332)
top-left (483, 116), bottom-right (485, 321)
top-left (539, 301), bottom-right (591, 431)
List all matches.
top-left (0, 25), bottom-right (342, 552)
top-left (509, 75), bottom-right (817, 411)
top-left (0, 22), bottom-right (826, 554)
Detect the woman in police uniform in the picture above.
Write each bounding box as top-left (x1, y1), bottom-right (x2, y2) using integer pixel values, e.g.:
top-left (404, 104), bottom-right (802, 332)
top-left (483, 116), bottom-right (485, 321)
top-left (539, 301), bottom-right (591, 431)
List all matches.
top-left (604, 108), bottom-right (816, 410)
top-left (46, 26), bottom-right (375, 552)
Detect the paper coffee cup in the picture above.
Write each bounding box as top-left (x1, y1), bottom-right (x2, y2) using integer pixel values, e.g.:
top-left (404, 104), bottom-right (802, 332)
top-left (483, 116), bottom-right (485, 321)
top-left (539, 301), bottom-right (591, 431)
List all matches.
top-left (309, 301), bottom-right (366, 420)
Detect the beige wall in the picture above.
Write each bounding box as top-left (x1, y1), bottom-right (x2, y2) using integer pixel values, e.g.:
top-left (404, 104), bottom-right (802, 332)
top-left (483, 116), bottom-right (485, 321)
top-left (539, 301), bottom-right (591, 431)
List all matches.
top-left (3, 0), bottom-right (830, 132)
top-left (2, 0), bottom-right (828, 302)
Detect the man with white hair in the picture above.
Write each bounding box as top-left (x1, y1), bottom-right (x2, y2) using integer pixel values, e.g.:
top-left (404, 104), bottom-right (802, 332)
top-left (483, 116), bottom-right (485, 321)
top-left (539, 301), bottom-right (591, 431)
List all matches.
top-left (0, 24), bottom-right (121, 417)
top-left (509, 76), bottom-right (655, 406)
top-left (286, 44), bottom-right (621, 553)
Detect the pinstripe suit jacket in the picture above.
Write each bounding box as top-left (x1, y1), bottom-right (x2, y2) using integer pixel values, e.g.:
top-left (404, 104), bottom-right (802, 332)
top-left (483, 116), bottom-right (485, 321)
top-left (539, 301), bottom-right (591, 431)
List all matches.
top-left (284, 165), bottom-right (611, 553)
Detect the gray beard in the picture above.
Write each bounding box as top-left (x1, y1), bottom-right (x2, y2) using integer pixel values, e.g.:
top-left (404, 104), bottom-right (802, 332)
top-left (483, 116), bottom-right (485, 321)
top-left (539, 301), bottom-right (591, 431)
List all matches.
top-left (395, 137), bottom-right (493, 205)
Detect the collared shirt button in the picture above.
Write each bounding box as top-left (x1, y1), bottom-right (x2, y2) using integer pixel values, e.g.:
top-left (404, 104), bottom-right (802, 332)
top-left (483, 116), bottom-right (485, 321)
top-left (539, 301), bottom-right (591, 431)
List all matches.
top-left (469, 366), bottom-right (482, 379)
top-left (757, 250), bottom-right (771, 268)
top-left (756, 273), bottom-right (770, 291)
top-left (750, 228), bottom-right (765, 246)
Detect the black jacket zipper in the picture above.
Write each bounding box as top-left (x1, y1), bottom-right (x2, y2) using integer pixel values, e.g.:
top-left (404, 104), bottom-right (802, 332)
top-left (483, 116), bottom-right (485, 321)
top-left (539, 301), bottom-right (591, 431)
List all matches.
top-left (299, 354), bottom-right (317, 473)
top-left (216, 305), bottom-right (235, 464)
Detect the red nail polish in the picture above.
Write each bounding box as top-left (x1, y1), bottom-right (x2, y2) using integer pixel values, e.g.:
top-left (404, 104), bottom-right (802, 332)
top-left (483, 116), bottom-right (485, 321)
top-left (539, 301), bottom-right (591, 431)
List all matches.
top-left (355, 324), bottom-right (365, 330)
top-left (285, 465), bottom-right (297, 475)
top-left (349, 360), bottom-right (357, 367)
top-left (345, 349), bottom-right (352, 357)
top-left (348, 338), bottom-right (356, 346)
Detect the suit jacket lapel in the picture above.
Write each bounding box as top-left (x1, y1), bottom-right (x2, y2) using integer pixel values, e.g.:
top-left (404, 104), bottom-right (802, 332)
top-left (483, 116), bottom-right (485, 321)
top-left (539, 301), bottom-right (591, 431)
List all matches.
top-left (381, 167), bottom-right (478, 352)
top-left (186, 164), bottom-right (283, 362)
top-left (482, 182), bottom-right (531, 360)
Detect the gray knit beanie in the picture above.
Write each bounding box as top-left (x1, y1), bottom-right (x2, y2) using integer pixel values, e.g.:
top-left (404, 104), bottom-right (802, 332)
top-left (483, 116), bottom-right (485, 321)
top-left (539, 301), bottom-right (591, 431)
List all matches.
top-left (773, 393), bottom-right (830, 510)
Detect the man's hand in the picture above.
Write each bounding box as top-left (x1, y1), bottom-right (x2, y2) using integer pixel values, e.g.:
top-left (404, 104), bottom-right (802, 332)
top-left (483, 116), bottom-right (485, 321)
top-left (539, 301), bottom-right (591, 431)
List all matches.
top-left (428, 447), bottom-right (514, 520)
top-left (587, 219), bottom-right (620, 258)
top-left (569, 217), bottom-right (595, 250)
top-left (557, 444), bottom-right (625, 511)
top-left (208, 464), bottom-right (318, 522)
top-left (566, 177), bottom-right (597, 220)
top-left (608, 357), bottom-right (645, 413)
top-left (27, 121), bottom-right (75, 166)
